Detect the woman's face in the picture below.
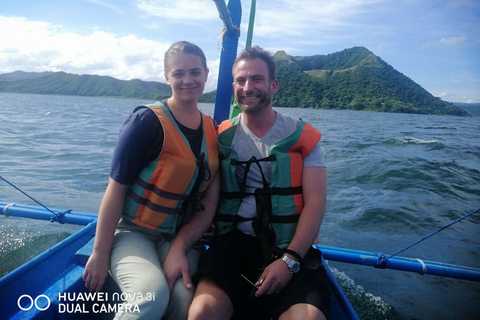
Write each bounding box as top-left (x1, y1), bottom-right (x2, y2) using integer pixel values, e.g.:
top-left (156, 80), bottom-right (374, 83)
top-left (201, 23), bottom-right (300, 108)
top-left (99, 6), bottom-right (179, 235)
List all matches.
top-left (165, 52), bottom-right (209, 104)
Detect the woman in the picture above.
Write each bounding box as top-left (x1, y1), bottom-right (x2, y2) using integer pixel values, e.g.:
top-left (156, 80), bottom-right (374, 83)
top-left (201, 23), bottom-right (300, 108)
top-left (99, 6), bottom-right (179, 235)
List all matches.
top-left (83, 41), bottom-right (220, 320)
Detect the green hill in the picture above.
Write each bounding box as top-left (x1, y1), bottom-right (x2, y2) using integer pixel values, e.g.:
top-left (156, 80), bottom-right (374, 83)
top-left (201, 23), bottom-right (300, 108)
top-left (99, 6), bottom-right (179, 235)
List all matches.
top-left (273, 47), bottom-right (467, 116)
top-left (0, 71), bottom-right (171, 100)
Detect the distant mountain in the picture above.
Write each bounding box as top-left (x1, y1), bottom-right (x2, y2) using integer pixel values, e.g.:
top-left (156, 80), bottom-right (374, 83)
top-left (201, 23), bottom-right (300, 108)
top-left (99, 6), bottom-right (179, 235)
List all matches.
top-left (453, 102), bottom-right (480, 117)
top-left (272, 47), bottom-right (468, 116)
top-left (0, 70), bottom-right (54, 81)
top-left (0, 71), bottom-right (171, 100)
top-left (0, 47), bottom-right (470, 116)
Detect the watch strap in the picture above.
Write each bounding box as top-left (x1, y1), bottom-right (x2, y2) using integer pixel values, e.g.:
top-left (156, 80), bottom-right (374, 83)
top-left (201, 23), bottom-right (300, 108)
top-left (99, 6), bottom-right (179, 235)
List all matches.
top-left (282, 254), bottom-right (300, 274)
top-left (284, 249), bottom-right (302, 264)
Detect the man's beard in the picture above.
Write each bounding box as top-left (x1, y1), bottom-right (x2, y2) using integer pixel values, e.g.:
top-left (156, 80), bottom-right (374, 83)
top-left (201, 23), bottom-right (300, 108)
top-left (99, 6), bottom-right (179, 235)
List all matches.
top-left (238, 90), bottom-right (272, 115)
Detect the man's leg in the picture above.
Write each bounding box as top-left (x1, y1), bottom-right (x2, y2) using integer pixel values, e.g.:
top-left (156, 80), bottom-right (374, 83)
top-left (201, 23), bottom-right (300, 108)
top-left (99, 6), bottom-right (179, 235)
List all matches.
top-left (188, 280), bottom-right (234, 320)
top-left (273, 249), bottom-right (331, 320)
top-left (279, 304), bottom-right (326, 320)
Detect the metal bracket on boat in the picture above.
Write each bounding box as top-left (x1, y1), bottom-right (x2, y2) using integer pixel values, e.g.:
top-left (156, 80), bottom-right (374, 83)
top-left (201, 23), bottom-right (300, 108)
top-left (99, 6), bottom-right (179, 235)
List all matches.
top-left (2, 202), bottom-right (16, 217)
top-left (50, 209), bottom-right (72, 224)
top-left (374, 253), bottom-right (388, 269)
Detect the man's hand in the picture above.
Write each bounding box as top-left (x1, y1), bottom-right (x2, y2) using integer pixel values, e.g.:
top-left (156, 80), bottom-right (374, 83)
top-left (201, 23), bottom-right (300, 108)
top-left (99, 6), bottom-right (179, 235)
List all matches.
top-left (199, 223), bottom-right (216, 243)
top-left (254, 259), bottom-right (293, 297)
top-left (162, 249), bottom-right (193, 291)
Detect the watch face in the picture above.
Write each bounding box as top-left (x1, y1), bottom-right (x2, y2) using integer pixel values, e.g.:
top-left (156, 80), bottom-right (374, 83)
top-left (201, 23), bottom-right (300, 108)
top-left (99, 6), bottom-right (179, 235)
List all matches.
top-left (291, 262), bottom-right (300, 273)
top-left (283, 255), bottom-right (300, 274)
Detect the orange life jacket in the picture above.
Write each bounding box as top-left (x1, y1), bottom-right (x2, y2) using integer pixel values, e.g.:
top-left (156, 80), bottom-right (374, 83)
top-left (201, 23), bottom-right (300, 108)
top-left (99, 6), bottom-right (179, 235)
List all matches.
top-left (122, 102), bottom-right (219, 233)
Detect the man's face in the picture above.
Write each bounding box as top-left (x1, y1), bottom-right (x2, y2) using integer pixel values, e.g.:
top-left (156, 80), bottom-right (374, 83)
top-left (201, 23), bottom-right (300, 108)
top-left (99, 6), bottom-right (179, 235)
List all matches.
top-left (232, 58), bottom-right (278, 115)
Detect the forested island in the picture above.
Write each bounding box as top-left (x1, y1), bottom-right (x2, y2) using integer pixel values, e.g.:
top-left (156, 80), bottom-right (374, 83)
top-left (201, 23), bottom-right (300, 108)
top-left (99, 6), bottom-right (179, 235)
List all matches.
top-left (0, 46), bottom-right (471, 116)
top-left (272, 47), bottom-right (467, 116)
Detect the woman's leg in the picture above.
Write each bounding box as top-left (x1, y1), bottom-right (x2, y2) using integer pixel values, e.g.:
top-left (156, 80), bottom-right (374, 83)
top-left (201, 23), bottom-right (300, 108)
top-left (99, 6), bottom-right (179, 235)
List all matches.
top-left (110, 230), bottom-right (169, 320)
top-left (157, 241), bottom-right (202, 320)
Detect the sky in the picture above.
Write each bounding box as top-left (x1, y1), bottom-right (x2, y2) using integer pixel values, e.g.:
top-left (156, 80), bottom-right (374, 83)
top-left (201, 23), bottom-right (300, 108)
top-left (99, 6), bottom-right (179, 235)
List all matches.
top-left (1, 0), bottom-right (479, 103)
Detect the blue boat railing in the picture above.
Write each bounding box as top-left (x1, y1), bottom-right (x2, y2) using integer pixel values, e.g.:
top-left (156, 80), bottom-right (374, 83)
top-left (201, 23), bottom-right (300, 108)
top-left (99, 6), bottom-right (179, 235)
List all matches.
top-left (2, 201), bottom-right (479, 283)
top-left (1, 202), bottom-right (97, 226)
top-left (316, 245), bottom-right (480, 282)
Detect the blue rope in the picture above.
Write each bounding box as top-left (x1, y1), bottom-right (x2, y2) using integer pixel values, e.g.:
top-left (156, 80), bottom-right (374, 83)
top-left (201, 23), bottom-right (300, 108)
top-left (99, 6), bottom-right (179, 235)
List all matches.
top-left (0, 175), bottom-right (70, 224)
top-left (376, 207), bottom-right (480, 268)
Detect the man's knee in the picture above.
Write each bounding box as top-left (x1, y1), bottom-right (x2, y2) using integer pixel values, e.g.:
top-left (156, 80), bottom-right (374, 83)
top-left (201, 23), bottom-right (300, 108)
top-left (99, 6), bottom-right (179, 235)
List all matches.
top-left (188, 298), bottom-right (208, 320)
top-left (188, 281), bottom-right (233, 320)
top-left (165, 279), bottom-right (195, 320)
top-left (189, 297), bottom-right (231, 320)
top-left (279, 303), bottom-right (327, 320)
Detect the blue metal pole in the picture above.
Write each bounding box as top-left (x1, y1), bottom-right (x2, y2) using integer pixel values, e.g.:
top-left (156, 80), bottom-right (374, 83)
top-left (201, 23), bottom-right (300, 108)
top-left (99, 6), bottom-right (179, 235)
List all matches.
top-left (317, 245), bottom-right (480, 282)
top-left (212, 0), bottom-right (236, 35)
top-left (212, 0), bottom-right (241, 123)
top-left (0, 202), bottom-right (97, 225)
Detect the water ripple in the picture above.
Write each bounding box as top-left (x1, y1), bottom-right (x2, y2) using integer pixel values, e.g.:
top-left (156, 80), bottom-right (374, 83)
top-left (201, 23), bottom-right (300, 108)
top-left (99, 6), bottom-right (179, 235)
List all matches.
top-left (384, 136), bottom-right (445, 150)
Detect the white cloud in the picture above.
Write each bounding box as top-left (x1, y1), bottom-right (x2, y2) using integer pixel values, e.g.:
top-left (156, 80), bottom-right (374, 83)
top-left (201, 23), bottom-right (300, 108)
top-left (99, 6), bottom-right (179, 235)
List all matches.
top-left (422, 35), bottom-right (468, 47)
top-left (85, 0), bottom-right (128, 15)
top-left (251, 0), bottom-right (386, 49)
top-left (432, 88), bottom-right (479, 103)
top-left (0, 15), bottom-right (219, 91)
top-left (438, 92), bottom-right (448, 98)
top-left (136, 0), bottom-right (218, 22)
top-left (135, 0), bottom-right (387, 52)
top-left (205, 58), bottom-right (220, 93)
top-left (440, 35), bottom-right (468, 45)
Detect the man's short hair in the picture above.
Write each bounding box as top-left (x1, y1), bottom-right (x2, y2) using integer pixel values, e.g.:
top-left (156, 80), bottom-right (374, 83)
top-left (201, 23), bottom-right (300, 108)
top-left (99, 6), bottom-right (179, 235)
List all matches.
top-left (232, 46), bottom-right (276, 82)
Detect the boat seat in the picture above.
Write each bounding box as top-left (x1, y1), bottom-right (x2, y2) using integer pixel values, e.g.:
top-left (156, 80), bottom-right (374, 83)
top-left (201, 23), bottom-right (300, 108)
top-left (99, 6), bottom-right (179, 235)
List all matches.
top-left (75, 237), bottom-right (95, 266)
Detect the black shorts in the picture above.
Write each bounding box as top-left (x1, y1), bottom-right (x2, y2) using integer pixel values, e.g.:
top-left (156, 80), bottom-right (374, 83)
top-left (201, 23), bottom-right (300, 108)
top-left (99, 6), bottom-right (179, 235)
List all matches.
top-left (192, 230), bottom-right (331, 320)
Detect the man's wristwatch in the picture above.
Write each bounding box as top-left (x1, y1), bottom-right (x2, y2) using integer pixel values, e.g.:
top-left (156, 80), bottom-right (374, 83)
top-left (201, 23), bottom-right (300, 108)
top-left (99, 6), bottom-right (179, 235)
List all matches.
top-left (281, 254), bottom-right (301, 274)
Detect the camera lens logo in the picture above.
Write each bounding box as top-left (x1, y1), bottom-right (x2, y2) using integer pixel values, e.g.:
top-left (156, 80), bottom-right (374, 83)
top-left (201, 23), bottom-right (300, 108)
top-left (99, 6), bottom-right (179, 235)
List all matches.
top-left (17, 294), bottom-right (51, 311)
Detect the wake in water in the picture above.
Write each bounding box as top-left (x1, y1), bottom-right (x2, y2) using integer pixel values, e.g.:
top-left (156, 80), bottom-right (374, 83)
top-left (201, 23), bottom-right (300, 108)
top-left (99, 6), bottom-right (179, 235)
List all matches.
top-left (384, 136), bottom-right (445, 150)
top-left (331, 266), bottom-right (414, 320)
top-left (0, 217), bottom-right (80, 276)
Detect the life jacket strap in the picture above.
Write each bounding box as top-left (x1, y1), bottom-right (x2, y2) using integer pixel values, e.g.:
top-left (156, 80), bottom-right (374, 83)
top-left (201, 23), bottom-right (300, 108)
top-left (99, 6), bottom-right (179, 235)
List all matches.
top-left (215, 213), bottom-right (255, 223)
top-left (221, 186), bottom-right (302, 199)
top-left (127, 189), bottom-right (184, 215)
top-left (178, 152), bottom-right (210, 227)
top-left (225, 155), bottom-right (301, 265)
top-left (215, 213), bottom-right (299, 224)
top-left (135, 178), bottom-right (188, 201)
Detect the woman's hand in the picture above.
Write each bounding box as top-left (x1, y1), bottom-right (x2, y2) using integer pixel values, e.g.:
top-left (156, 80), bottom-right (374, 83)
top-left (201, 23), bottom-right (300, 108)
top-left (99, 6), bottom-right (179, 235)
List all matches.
top-left (83, 251), bottom-right (110, 292)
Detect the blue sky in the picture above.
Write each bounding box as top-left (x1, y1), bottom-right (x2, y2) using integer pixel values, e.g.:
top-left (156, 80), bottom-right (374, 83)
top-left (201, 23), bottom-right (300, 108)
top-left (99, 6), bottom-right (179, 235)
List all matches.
top-left (1, 0), bottom-right (479, 102)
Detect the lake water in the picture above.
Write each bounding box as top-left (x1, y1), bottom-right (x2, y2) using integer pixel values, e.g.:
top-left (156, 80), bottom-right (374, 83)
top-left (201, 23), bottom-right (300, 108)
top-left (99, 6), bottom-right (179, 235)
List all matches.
top-left (1, 93), bottom-right (479, 320)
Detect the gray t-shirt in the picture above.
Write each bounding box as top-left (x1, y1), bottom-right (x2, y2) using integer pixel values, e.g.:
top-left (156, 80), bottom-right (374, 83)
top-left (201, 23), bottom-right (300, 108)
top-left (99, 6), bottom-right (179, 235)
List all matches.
top-left (231, 112), bottom-right (326, 236)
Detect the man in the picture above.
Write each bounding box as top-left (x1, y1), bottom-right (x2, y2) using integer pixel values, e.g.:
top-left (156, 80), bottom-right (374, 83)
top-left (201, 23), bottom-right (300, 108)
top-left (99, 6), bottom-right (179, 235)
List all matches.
top-left (189, 46), bottom-right (330, 320)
